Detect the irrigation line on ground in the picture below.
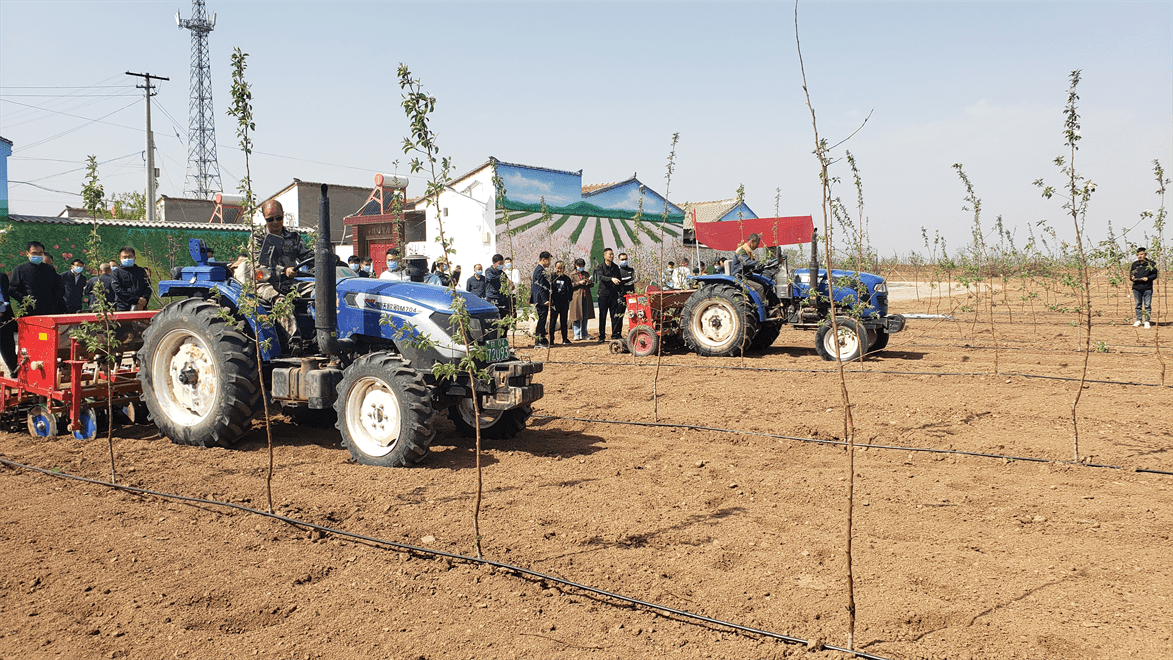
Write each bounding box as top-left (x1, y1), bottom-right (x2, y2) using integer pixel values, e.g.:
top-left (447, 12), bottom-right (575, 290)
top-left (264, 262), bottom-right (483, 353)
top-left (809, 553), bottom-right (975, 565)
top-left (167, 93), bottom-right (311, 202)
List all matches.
top-left (534, 415), bottom-right (1173, 477)
top-left (535, 358), bottom-right (1171, 389)
top-left (0, 456), bottom-right (892, 660)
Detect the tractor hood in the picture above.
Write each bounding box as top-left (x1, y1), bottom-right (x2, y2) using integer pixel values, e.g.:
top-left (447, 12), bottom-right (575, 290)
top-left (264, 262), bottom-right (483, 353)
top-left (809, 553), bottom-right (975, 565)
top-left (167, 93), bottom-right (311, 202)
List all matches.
top-left (336, 277), bottom-right (498, 315)
top-left (792, 268), bottom-right (889, 316)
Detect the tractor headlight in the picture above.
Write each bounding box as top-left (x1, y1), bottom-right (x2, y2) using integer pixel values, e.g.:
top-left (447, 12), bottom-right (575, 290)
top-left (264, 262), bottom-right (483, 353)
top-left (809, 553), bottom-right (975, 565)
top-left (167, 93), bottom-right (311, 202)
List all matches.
top-left (872, 281), bottom-right (887, 293)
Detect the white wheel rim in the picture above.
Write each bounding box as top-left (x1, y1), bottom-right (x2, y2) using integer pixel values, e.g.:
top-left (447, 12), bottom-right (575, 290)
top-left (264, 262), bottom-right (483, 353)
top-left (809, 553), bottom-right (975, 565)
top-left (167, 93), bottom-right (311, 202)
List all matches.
top-left (692, 299), bottom-right (737, 348)
top-left (456, 399), bottom-right (502, 430)
top-left (345, 376), bottom-right (403, 457)
top-left (824, 325), bottom-right (860, 359)
top-left (153, 328), bottom-right (218, 427)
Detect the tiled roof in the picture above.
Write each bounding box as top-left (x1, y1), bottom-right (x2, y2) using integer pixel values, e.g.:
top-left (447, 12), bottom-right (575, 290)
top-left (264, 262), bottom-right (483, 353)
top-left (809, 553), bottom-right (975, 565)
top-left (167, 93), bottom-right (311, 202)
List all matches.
top-left (679, 198), bottom-right (742, 227)
top-left (7, 214), bottom-right (253, 232)
top-left (581, 174), bottom-right (637, 197)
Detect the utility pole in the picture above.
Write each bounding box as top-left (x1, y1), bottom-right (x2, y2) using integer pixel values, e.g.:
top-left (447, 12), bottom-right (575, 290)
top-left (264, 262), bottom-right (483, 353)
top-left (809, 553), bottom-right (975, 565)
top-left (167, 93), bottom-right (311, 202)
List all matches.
top-left (127, 71), bottom-right (169, 222)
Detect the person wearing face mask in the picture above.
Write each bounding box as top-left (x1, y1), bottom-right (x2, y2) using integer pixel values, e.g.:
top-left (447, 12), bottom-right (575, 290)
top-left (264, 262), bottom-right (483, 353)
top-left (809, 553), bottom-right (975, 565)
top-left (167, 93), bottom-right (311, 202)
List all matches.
top-left (549, 261), bottom-right (574, 345)
top-left (8, 241), bottom-right (65, 316)
top-left (567, 257), bottom-right (594, 341)
top-left (84, 262), bottom-right (117, 311)
top-left (380, 248), bottom-right (408, 281)
top-left (503, 256), bottom-right (521, 292)
top-left (112, 246), bottom-right (151, 311)
top-left (617, 252), bottom-right (636, 296)
top-left (361, 256), bottom-right (375, 276)
top-left (484, 254), bottom-right (510, 317)
top-left (347, 255), bottom-right (364, 275)
top-left (426, 259), bottom-right (451, 287)
top-left (61, 258), bottom-right (88, 313)
top-left (466, 263), bottom-right (488, 299)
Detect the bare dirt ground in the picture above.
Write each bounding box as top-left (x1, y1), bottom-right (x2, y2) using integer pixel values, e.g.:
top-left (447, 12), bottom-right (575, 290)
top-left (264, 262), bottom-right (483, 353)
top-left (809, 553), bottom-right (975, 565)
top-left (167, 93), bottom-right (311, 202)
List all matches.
top-left (2, 279), bottom-right (1171, 660)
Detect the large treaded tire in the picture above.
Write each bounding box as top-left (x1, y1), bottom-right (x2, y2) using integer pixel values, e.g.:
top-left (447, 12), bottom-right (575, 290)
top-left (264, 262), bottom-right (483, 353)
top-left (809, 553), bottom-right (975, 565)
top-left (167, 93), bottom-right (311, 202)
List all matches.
top-left (867, 328), bottom-right (890, 352)
top-left (137, 298), bottom-right (260, 448)
top-left (750, 322), bottom-right (782, 350)
top-left (335, 353), bottom-right (435, 467)
top-left (815, 316), bottom-right (868, 362)
top-left (681, 284), bottom-right (758, 357)
top-left (447, 402), bottom-right (533, 440)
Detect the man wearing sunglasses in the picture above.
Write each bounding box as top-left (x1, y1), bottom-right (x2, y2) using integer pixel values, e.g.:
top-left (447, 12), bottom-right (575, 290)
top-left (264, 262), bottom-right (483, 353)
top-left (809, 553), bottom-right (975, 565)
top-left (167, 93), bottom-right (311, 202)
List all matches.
top-left (250, 200), bottom-right (315, 311)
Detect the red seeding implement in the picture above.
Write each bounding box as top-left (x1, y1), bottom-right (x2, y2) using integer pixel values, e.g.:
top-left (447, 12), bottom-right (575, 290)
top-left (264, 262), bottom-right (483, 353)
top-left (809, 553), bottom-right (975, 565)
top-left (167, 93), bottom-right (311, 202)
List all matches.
top-left (616, 288), bottom-right (695, 357)
top-left (0, 311), bottom-right (156, 439)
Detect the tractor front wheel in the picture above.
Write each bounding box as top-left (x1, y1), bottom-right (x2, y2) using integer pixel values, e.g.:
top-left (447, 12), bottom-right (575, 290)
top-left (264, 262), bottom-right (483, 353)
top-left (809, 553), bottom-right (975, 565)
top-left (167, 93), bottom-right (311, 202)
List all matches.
top-left (447, 400), bottom-right (532, 440)
top-left (815, 316), bottom-right (868, 362)
top-left (335, 353), bottom-right (435, 467)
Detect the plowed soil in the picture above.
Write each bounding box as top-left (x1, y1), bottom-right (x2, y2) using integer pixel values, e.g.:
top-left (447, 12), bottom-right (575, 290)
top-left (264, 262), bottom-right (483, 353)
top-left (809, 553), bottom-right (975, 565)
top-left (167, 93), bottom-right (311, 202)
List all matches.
top-left (2, 279), bottom-right (1171, 660)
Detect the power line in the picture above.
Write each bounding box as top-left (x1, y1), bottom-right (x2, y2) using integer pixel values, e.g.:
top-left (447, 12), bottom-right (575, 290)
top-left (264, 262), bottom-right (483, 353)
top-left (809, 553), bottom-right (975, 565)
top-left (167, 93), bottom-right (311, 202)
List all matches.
top-left (11, 99), bottom-right (141, 151)
top-left (9, 181), bottom-right (82, 196)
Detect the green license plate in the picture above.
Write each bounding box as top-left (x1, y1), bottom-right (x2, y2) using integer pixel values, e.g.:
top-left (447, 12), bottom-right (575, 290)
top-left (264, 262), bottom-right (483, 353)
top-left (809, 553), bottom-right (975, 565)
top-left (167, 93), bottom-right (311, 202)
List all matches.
top-left (484, 337), bottom-right (510, 363)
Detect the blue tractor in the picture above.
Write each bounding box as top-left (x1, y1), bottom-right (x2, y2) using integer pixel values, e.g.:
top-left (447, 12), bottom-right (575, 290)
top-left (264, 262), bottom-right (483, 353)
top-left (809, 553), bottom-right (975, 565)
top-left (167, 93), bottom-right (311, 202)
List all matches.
top-left (680, 229), bottom-right (906, 361)
top-left (136, 185), bottom-right (543, 467)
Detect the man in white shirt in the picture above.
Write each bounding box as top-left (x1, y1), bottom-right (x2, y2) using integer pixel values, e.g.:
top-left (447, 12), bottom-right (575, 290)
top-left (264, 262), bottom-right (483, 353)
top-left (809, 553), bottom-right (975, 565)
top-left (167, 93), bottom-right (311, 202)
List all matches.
top-left (379, 248), bottom-right (409, 281)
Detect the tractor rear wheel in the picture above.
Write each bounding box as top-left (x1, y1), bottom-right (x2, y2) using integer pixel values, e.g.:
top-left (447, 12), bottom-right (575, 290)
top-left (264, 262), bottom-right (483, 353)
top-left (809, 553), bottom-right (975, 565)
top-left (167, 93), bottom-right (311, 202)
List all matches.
top-left (681, 284), bottom-right (758, 357)
top-left (448, 401), bottom-right (532, 440)
top-left (335, 353), bottom-right (435, 467)
top-left (815, 316), bottom-right (868, 362)
top-left (138, 298), bottom-right (260, 448)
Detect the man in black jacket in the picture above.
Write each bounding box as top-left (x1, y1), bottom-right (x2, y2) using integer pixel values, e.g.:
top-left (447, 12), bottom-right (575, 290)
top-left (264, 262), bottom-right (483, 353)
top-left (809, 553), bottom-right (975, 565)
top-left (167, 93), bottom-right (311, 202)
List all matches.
top-left (84, 262), bottom-right (117, 310)
top-left (8, 241), bottom-right (64, 317)
top-left (466, 263), bottom-right (488, 299)
top-left (530, 251), bottom-right (552, 348)
top-left (61, 258), bottom-right (88, 313)
top-left (1130, 246), bottom-right (1159, 328)
top-left (549, 261), bottom-right (573, 345)
top-left (112, 247), bottom-right (151, 311)
top-left (0, 272), bottom-right (16, 375)
top-left (595, 247), bottom-right (623, 341)
top-left (617, 252), bottom-right (636, 296)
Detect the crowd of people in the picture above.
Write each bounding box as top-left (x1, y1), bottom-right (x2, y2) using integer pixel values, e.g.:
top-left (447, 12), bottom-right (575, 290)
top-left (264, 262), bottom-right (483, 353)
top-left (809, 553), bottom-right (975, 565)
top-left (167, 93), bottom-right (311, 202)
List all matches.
top-left (0, 240), bottom-right (152, 375)
top-left (334, 234), bottom-right (773, 350)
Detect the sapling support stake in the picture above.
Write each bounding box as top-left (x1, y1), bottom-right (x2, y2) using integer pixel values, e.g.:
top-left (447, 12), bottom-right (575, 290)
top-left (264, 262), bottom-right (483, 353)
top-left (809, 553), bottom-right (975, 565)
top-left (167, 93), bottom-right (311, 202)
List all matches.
top-left (653, 133), bottom-right (680, 423)
top-left (795, 2), bottom-right (857, 649)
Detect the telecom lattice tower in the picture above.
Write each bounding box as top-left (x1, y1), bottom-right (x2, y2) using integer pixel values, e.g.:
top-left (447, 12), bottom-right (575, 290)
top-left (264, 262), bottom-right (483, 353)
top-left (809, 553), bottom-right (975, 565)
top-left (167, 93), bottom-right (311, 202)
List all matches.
top-left (178, 0), bottom-right (222, 200)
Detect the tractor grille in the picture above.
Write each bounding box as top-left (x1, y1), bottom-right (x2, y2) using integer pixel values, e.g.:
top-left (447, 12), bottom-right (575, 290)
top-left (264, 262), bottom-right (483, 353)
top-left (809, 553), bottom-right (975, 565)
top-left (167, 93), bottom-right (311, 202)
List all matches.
top-left (432, 310), bottom-right (502, 344)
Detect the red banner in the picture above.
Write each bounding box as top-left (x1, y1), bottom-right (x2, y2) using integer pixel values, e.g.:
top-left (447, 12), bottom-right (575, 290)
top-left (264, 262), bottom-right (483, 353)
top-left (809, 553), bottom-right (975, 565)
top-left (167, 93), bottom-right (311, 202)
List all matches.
top-left (693, 215), bottom-right (814, 250)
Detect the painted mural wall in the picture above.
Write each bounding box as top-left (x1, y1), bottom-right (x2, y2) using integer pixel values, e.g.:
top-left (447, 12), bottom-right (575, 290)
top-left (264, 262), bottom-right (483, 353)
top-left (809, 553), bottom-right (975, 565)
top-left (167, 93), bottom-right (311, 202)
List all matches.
top-left (492, 162), bottom-right (684, 267)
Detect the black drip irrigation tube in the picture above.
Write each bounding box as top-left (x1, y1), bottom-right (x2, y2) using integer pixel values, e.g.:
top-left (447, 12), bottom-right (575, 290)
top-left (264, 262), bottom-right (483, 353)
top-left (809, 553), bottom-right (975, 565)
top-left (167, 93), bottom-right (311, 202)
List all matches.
top-left (535, 358), bottom-right (1170, 389)
top-left (535, 415), bottom-right (1173, 477)
top-left (0, 456), bottom-right (890, 660)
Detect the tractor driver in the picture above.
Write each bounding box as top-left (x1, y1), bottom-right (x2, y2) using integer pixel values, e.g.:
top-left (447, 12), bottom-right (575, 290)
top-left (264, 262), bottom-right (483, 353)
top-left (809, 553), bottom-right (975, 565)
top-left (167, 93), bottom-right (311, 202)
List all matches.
top-left (253, 199), bottom-right (315, 302)
top-left (231, 200), bottom-right (314, 345)
top-left (731, 233), bottom-right (766, 303)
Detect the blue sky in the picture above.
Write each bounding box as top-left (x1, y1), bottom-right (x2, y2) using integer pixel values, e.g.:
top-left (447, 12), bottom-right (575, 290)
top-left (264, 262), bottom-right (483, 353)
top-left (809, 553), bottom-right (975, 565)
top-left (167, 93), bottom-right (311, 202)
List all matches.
top-left (2, 1), bottom-right (1170, 257)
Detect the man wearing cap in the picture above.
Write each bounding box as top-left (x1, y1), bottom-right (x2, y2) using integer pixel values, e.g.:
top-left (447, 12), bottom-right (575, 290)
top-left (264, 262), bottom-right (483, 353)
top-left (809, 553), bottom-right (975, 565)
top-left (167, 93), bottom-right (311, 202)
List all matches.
top-left (1130, 247), bottom-right (1159, 328)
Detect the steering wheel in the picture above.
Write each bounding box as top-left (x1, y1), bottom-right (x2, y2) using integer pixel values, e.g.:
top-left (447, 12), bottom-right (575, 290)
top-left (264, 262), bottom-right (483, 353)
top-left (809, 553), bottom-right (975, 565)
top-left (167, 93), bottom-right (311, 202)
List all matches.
top-left (292, 255), bottom-right (315, 275)
top-left (760, 257), bottom-right (780, 270)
